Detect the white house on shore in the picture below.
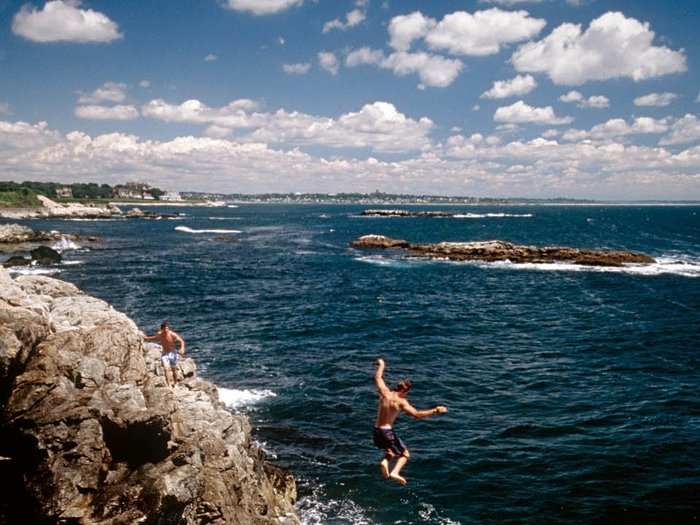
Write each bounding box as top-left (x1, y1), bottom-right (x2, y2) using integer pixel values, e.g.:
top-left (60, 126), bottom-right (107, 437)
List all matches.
top-left (160, 191), bottom-right (183, 201)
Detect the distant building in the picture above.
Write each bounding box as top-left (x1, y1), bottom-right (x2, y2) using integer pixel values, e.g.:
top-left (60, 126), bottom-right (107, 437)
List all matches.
top-left (55, 186), bottom-right (73, 199)
top-left (113, 182), bottom-right (154, 200)
top-left (160, 191), bottom-right (182, 201)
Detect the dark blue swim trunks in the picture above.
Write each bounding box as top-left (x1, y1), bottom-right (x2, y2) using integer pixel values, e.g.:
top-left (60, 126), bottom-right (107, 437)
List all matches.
top-left (373, 426), bottom-right (406, 457)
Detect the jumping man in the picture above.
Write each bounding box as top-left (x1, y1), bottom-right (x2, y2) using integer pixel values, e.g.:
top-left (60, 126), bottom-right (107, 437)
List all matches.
top-left (373, 358), bottom-right (448, 486)
top-left (144, 321), bottom-right (186, 388)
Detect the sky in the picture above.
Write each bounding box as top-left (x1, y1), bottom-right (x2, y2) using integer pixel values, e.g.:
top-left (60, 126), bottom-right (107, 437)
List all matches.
top-left (0, 0), bottom-right (699, 199)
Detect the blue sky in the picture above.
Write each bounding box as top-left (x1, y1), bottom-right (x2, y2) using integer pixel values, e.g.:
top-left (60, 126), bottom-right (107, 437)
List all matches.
top-left (0, 0), bottom-right (699, 198)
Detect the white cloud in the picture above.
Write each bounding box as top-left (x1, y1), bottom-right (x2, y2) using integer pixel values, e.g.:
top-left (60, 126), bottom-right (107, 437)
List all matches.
top-left (481, 75), bottom-right (537, 99)
top-left (346, 48), bottom-right (463, 88)
top-left (512, 12), bottom-right (687, 85)
top-left (142, 99), bottom-right (433, 153)
top-left (282, 62), bottom-right (311, 75)
top-left (139, 80), bottom-right (151, 88)
top-left (425, 9), bottom-right (546, 56)
top-left (204, 54), bottom-right (218, 62)
top-left (2, 118), bottom-right (700, 198)
top-left (12, 0), bottom-right (121, 43)
top-left (559, 90), bottom-right (609, 109)
top-left (659, 114), bottom-right (700, 146)
top-left (77, 82), bottom-right (127, 104)
top-left (75, 105), bottom-right (139, 121)
top-left (634, 92), bottom-right (677, 107)
top-left (388, 11), bottom-right (436, 52)
top-left (223, 0), bottom-right (303, 15)
top-left (494, 101), bottom-right (573, 125)
top-left (563, 117), bottom-right (669, 142)
top-left (388, 9), bottom-right (545, 56)
top-left (323, 8), bottom-right (366, 33)
top-left (318, 51), bottom-right (339, 75)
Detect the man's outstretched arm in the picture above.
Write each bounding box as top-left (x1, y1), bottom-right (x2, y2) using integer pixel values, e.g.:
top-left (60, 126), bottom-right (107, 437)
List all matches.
top-left (143, 331), bottom-right (160, 341)
top-left (174, 332), bottom-right (186, 354)
top-left (401, 400), bottom-right (448, 419)
top-left (374, 358), bottom-right (391, 396)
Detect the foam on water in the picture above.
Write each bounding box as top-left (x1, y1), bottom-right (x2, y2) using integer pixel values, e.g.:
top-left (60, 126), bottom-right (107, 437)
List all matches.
top-left (175, 226), bottom-right (241, 234)
top-left (61, 260), bottom-right (85, 266)
top-left (7, 267), bottom-right (61, 276)
top-left (208, 217), bottom-right (241, 221)
top-left (297, 484), bottom-right (375, 525)
top-left (227, 205), bottom-right (239, 208)
top-left (217, 387), bottom-right (276, 410)
top-left (453, 213), bottom-right (534, 218)
top-left (475, 256), bottom-right (700, 277)
top-left (355, 254), bottom-right (700, 277)
top-left (51, 238), bottom-right (82, 252)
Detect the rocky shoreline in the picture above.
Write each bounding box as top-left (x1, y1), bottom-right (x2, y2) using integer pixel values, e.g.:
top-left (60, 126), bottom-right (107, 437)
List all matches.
top-left (0, 195), bottom-right (179, 220)
top-left (0, 268), bottom-right (299, 524)
top-left (351, 234), bottom-right (656, 267)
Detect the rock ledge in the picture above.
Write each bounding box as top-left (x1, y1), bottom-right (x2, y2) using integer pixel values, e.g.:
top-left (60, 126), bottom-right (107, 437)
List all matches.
top-left (0, 268), bottom-right (298, 524)
top-left (351, 234), bottom-right (655, 267)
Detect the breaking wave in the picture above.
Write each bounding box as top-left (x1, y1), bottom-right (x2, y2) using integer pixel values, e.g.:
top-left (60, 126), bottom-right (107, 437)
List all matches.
top-left (175, 226), bottom-right (241, 234)
top-left (453, 213), bottom-right (534, 218)
top-left (218, 387), bottom-right (276, 410)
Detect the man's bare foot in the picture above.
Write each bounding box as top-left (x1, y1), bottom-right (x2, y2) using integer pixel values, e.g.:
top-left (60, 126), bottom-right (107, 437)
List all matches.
top-left (380, 460), bottom-right (390, 479)
top-left (389, 473), bottom-right (407, 486)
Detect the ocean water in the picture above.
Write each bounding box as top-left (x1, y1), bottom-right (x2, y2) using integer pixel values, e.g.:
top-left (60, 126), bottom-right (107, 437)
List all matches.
top-left (6, 204), bottom-right (700, 524)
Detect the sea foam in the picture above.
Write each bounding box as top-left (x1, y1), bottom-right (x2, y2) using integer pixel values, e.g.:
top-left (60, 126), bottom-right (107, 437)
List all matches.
top-left (218, 387), bottom-right (276, 410)
top-left (175, 226), bottom-right (241, 234)
top-left (453, 213), bottom-right (534, 218)
top-left (51, 238), bottom-right (82, 252)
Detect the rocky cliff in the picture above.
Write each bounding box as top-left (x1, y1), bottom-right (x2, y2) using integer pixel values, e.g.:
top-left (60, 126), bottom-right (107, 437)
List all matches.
top-left (0, 268), bottom-right (298, 524)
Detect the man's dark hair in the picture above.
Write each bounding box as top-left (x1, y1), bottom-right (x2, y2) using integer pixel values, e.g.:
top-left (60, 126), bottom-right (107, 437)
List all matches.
top-left (160, 321), bottom-right (169, 329)
top-left (396, 379), bottom-right (412, 393)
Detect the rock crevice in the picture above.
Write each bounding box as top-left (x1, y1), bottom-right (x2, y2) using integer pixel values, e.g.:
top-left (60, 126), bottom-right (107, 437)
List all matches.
top-left (0, 268), bottom-right (298, 524)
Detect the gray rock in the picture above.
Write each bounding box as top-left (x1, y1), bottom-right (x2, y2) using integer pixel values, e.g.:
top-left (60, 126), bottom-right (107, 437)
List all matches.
top-left (30, 246), bottom-right (62, 265)
top-left (0, 267), bottom-right (298, 524)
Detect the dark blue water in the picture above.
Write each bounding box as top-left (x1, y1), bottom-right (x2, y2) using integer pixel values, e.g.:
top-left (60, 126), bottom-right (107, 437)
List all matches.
top-left (9, 205), bottom-right (700, 524)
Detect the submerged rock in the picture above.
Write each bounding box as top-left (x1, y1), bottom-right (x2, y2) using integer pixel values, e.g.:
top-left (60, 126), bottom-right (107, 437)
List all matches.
top-left (0, 268), bottom-right (298, 524)
top-left (29, 246), bottom-right (62, 265)
top-left (351, 234), bottom-right (655, 267)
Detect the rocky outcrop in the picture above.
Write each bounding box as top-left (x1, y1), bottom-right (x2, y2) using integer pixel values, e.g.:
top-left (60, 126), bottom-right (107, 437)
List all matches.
top-left (0, 196), bottom-right (122, 220)
top-left (351, 234), bottom-right (655, 267)
top-left (0, 268), bottom-right (298, 524)
top-left (125, 208), bottom-right (179, 220)
top-left (0, 224), bottom-right (54, 244)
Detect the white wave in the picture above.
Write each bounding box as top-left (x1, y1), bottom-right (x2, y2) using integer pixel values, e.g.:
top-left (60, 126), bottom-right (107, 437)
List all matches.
top-left (227, 204), bottom-right (239, 208)
top-left (175, 226), bottom-right (241, 234)
top-left (208, 217), bottom-right (240, 221)
top-left (418, 503), bottom-right (462, 525)
top-left (453, 213), bottom-right (533, 218)
top-left (51, 238), bottom-right (81, 252)
top-left (298, 484), bottom-right (375, 525)
top-left (7, 267), bottom-right (61, 276)
top-left (64, 218), bottom-right (120, 222)
top-left (356, 253), bottom-right (700, 277)
top-left (218, 387), bottom-right (276, 410)
top-left (61, 260), bottom-right (85, 266)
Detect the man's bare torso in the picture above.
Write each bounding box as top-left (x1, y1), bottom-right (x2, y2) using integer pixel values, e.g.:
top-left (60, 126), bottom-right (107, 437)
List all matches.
top-left (157, 330), bottom-right (178, 354)
top-left (376, 391), bottom-right (405, 427)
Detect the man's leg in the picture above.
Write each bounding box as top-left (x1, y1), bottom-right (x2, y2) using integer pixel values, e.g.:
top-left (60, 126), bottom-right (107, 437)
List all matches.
top-left (162, 360), bottom-right (174, 387)
top-left (379, 449), bottom-right (394, 479)
top-left (389, 449), bottom-right (410, 486)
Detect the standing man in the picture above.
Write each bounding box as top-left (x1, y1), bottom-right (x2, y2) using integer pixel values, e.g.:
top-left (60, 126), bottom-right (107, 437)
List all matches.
top-left (144, 321), bottom-right (186, 388)
top-left (373, 358), bottom-right (448, 486)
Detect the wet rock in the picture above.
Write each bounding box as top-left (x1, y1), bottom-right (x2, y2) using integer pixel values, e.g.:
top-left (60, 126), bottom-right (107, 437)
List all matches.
top-left (351, 234), bottom-right (655, 267)
top-left (29, 246), bottom-right (61, 265)
top-left (2, 256), bottom-right (31, 268)
top-left (0, 268), bottom-right (298, 524)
